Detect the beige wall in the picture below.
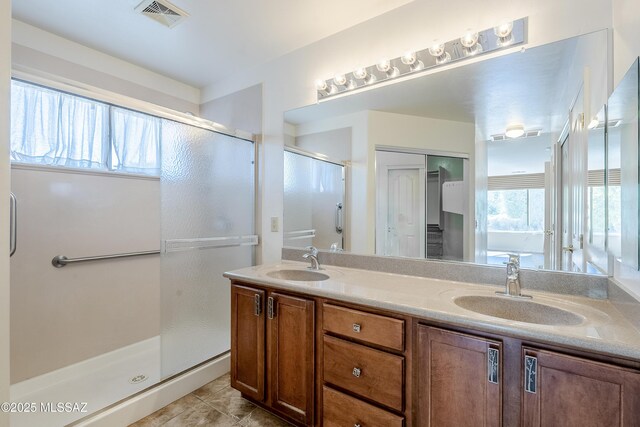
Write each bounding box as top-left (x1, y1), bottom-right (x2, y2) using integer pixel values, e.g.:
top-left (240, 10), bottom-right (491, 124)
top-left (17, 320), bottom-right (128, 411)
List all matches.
top-left (0, 0), bottom-right (10, 425)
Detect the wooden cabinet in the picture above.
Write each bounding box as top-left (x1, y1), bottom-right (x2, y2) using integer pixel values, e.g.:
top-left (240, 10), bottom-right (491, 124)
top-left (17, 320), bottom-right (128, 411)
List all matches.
top-left (268, 292), bottom-right (315, 424)
top-left (322, 386), bottom-right (404, 427)
top-left (522, 347), bottom-right (640, 427)
top-left (230, 284), bottom-right (315, 425)
top-left (416, 325), bottom-right (502, 427)
top-left (231, 280), bottom-right (640, 427)
top-left (230, 284), bottom-right (265, 401)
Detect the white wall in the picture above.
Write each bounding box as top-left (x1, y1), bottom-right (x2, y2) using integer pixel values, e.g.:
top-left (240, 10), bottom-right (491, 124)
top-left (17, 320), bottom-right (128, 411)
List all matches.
top-left (0, 1), bottom-right (10, 425)
top-left (613, 0), bottom-right (640, 86)
top-left (203, 0), bottom-right (613, 263)
top-left (11, 20), bottom-right (201, 114)
top-left (200, 84), bottom-right (262, 135)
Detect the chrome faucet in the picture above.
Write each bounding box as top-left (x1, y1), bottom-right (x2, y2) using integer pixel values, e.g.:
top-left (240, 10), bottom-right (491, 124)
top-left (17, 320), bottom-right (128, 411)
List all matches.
top-left (302, 246), bottom-right (322, 270)
top-left (496, 254), bottom-right (531, 298)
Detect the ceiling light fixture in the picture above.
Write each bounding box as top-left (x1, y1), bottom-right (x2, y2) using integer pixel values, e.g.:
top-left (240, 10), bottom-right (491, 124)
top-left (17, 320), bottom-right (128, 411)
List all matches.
top-left (505, 124), bottom-right (526, 138)
top-left (315, 17), bottom-right (527, 100)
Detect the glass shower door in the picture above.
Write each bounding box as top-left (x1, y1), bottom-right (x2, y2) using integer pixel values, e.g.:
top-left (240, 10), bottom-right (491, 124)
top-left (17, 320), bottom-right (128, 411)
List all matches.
top-left (283, 150), bottom-right (345, 250)
top-left (160, 121), bottom-right (255, 377)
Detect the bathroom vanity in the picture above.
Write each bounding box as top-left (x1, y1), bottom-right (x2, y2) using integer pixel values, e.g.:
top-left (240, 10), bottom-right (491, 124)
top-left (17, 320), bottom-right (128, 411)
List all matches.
top-left (225, 262), bottom-right (640, 427)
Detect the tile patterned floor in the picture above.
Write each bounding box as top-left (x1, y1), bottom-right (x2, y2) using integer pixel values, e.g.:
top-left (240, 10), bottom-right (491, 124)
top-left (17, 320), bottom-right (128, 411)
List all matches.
top-left (129, 374), bottom-right (293, 426)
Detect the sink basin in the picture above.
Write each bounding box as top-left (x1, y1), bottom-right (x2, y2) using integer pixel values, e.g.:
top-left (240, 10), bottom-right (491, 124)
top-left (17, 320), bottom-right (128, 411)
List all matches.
top-left (454, 295), bottom-right (584, 326)
top-left (266, 269), bottom-right (330, 282)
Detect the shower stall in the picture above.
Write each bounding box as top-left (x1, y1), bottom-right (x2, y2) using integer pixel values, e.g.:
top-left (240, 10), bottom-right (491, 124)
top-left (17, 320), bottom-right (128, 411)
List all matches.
top-left (8, 79), bottom-right (256, 426)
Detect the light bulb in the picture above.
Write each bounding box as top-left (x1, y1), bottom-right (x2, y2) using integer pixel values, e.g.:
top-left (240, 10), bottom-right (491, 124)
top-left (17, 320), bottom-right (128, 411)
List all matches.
top-left (376, 59), bottom-right (391, 72)
top-left (333, 74), bottom-right (347, 86)
top-left (460, 31), bottom-right (479, 48)
top-left (463, 43), bottom-right (483, 57)
top-left (505, 124), bottom-right (525, 139)
top-left (428, 43), bottom-right (445, 57)
top-left (315, 79), bottom-right (328, 92)
top-left (401, 51), bottom-right (417, 65)
top-left (428, 43), bottom-right (451, 65)
top-left (353, 68), bottom-right (368, 80)
top-left (494, 22), bottom-right (513, 39)
top-left (408, 60), bottom-right (424, 72)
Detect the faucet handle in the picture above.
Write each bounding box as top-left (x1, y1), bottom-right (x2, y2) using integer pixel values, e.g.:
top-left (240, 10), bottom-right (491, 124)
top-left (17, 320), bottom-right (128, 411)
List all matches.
top-left (305, 246), bottom-right (319, 256)
top-left (507, 253), bottom-right (520, 267)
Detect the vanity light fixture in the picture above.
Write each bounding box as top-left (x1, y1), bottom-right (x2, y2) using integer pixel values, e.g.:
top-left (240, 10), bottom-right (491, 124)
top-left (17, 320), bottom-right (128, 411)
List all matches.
top-left (505, 124), bottom-right (526, 138)
top-left (315, 17), bottom-right (527, 100)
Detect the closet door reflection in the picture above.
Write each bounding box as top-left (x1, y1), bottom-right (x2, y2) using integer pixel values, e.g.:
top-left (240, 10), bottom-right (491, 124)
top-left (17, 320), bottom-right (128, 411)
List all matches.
top-left (160, 122), bottom-right (255, 377)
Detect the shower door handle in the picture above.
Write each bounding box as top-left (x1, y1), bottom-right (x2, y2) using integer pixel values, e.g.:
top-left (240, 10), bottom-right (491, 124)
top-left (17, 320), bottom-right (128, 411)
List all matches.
top-left (10, 192), bottom-right (16, 257)
top-left (335, 203), bottom-right (343, 234)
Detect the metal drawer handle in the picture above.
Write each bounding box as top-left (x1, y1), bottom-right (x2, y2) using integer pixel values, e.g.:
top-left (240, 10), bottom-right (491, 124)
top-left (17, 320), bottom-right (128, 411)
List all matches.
top-left (352, 323), bottom-right (361, 333)
top-left (352, 367), bottom-right (361, 378)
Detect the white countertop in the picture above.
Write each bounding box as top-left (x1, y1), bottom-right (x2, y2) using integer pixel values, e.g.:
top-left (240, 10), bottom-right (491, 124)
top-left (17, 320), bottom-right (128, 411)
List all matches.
top-left (224, 261), bottom-right (640, 361)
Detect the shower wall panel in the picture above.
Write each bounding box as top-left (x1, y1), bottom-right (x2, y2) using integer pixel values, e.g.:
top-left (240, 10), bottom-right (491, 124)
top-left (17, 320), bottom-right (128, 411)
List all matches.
top-left (9, 167), bottom-right (161, 383)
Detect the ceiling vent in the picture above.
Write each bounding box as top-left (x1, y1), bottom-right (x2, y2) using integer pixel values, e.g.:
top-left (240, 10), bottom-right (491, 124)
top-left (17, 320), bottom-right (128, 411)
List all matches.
top-left (135, 0), bottom-right (189, 28)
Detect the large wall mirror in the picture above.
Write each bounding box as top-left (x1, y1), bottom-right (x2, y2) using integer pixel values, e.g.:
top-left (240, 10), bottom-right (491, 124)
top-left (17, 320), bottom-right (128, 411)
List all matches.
top-left (282, 30), bottom-right (626, 275)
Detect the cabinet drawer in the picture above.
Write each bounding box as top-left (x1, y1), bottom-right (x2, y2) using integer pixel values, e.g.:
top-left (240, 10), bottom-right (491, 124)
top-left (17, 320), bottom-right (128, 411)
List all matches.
top-left (323, 303), bottom-right (405, 351)
top-left (323, 386), bottom-right (404, 427)
top-left (323, 335), bottom-right (404, 411)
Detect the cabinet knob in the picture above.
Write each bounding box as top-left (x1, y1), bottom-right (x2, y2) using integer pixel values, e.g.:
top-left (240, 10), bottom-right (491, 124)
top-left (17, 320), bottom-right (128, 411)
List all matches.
top-left (352, 323), bottom-right (361, 333)
top-left (354, 424), bottom-right (361, 427)
top-left (352, 367), bottom-right (362, 378)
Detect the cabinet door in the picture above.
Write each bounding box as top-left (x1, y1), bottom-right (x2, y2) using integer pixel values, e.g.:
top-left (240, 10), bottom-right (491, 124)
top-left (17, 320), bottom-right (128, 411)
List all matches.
top-left (416, 325), bottom-right (502, 427)
top-left (231, 284), bottom-right (265, 401)
top-left (522, 347), bottom-right (640, 427)
top-left (268, 292), bottom-right (315, 425)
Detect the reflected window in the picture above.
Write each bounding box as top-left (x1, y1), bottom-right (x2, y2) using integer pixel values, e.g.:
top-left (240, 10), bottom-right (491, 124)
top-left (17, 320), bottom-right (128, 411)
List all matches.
top-left (487, 189), bottom-right (544, 231)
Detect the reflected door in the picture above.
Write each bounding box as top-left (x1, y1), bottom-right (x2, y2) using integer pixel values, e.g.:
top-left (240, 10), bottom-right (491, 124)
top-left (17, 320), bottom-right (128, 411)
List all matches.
top-left (376, 151), bottom-right (426, 258)
top-left (387, 168), bottom-right (425, 257)
top-left (560, 135), bottom-right (573, 271)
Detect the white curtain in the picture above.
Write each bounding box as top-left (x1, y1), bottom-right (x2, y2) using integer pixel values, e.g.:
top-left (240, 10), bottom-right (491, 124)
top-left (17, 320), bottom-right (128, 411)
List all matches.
top-left (110, 107), bottom-right (161, 175)
top-left (10, 80), bottom-right (110, 169)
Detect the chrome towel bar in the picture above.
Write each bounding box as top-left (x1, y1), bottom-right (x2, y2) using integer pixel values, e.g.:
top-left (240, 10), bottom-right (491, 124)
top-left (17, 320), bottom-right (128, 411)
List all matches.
top-left (52, 250), bottom-right (160, 268)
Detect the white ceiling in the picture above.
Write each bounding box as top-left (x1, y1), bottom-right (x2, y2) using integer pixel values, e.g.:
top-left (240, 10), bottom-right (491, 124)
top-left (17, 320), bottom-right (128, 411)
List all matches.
top-left (11, 0), bottom-right (414, 88)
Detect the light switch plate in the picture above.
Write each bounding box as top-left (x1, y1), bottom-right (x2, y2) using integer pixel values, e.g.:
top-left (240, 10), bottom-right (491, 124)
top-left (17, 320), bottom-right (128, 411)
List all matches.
top-left (270, 217), bottom-right (279, 232)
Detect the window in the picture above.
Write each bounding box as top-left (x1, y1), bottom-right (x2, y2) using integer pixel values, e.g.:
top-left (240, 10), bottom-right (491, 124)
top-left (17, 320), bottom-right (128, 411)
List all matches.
top-left (10, 80), bottom-right (161, 175)
top-left (487, 188), bottom-right (545, 232)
